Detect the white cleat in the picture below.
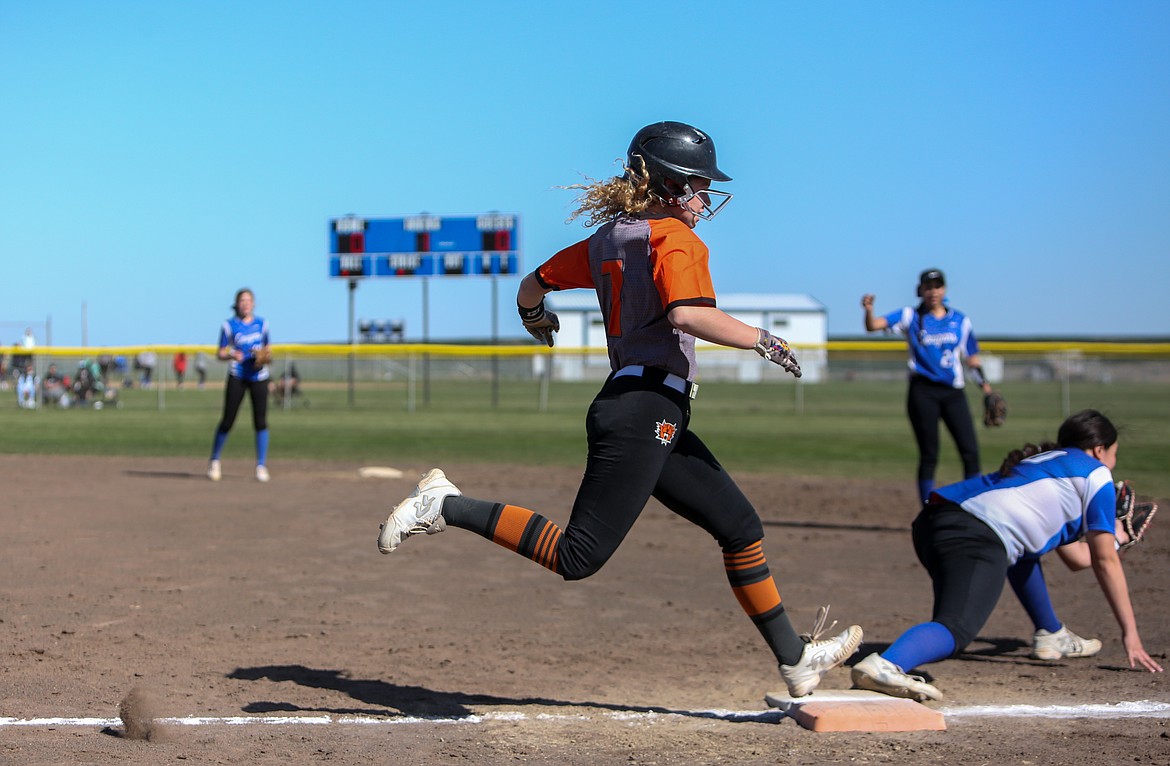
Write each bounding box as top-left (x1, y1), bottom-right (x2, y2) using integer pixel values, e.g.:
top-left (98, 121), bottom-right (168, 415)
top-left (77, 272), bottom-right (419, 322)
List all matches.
top-left (851, 652), bottom-right (943, 702)
top-left (779, 607), bottom-right (863, 698)
top-left (207, 459), bottom-right (222, 482)
top-left (1032, 626), bottom-right (1102, 660)
top-left (255, 465), bottom-right (270, 483)
top-left (377, 468), bottom-right (460, 554)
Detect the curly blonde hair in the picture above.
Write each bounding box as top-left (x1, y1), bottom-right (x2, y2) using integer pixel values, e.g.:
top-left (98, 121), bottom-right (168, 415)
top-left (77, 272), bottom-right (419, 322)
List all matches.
top-left (562, 158), bottom-right (655, 227)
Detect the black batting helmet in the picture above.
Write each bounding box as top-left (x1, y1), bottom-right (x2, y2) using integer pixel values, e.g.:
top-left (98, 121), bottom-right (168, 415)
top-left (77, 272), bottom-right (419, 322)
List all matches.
top-left (627, 121), bottom-right (732, 203)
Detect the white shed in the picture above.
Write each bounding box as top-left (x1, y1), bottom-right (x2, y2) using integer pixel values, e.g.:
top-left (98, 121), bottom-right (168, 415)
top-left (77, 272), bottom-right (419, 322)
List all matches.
top-left (544, 292), bottom-right (828, 382)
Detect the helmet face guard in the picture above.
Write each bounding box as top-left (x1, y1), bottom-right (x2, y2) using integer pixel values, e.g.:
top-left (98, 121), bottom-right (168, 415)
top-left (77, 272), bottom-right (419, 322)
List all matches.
top-left (675, 184), bottom-right (733, 220)
top-left (628, 121), bottom-right (733, 217)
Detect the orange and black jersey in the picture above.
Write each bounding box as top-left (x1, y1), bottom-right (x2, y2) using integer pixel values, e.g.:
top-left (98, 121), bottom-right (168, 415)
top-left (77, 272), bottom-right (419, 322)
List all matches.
top-left (535, 215), bottom-right (716, 380)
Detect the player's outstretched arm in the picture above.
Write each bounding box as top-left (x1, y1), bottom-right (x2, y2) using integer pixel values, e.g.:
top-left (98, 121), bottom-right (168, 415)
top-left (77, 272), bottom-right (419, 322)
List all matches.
top-left (1087, 531), bottom-right (1164, 672)
top-left (861, 294), bottom-right (888, 332)
top-left (669, 306), bottom-right (801, 377)
top-left (668, 305), bottom-right (759, 349)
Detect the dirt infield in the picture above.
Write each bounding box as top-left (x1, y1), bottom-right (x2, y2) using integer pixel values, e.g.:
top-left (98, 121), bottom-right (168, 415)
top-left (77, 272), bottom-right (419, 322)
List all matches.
top-left (2, 455), bottom-right (1167, 765)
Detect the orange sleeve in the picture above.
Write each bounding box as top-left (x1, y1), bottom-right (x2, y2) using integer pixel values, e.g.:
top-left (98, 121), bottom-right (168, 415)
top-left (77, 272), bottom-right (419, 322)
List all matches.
top-left (535, 238), bottom-right (593, 290)
top-left (648, 218), bottom-right (717, 311)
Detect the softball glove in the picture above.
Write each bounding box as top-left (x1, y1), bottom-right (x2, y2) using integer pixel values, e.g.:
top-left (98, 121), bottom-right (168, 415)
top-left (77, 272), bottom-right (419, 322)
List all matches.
top-left (1115, 480), bottom-right (1157, 551)
top-left (983, 391), bottom-right (1007, 427)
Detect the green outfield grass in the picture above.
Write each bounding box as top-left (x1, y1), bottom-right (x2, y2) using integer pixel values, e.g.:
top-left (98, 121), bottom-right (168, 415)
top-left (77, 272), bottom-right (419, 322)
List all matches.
top-left (3, 379), bottom-right (1168, 497)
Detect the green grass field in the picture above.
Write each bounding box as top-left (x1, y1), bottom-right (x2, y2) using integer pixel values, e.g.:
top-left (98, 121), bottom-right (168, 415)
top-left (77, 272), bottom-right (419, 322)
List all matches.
top-left (3, 379), bottom-right (1168, 497)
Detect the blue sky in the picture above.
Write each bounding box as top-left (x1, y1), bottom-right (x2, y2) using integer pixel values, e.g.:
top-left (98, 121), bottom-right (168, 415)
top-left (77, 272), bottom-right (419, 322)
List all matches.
top-left (2, 1), bottom-right (1167, 346)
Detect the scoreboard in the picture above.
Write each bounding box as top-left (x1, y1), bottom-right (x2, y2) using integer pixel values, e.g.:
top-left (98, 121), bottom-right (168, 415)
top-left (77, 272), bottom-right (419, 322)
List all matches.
top-left (329, 213), bottom-right (520, 279)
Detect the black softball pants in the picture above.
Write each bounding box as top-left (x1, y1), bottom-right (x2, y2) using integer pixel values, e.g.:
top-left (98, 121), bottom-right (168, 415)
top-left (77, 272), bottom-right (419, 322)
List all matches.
top-left (907, 376), bottom-right (981, 482)
top-left (216, 376), bottom-right (269, 434)
top-left (555, 374), bottom-right (765, 580)
top-left (912, 502), bottom-right (1009, 652)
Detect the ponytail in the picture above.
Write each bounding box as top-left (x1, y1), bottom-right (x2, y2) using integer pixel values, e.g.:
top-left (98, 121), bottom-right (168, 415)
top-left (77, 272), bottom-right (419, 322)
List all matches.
top-left (998, 442), bottom-right (1059, 476)
top-left (999, 410), bottom-right (1118, 476)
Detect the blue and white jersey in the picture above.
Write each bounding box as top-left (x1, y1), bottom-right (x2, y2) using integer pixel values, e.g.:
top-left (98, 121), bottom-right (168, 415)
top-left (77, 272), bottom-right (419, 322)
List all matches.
top-left (218, 315), bottom-right (270, 382)
top-left (884, 306), bottom-right (979, 388)
top-left (933, 449), bottom-right (1116, 564)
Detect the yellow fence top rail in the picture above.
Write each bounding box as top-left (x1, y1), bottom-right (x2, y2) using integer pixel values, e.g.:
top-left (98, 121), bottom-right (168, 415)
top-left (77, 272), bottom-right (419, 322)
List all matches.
top-left (18, 341), bottom-right (1170, 358)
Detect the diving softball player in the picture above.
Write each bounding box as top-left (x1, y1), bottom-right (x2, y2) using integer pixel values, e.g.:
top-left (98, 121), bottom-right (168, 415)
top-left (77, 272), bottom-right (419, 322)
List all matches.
top-left (377, 121), bottom-right (862, 698)
top-left (207, 288), bottom-right (271, 483)
top-left (862, 270), bottom-right (993, 504)
top-left (851, 409), bottom-right (1163, 702)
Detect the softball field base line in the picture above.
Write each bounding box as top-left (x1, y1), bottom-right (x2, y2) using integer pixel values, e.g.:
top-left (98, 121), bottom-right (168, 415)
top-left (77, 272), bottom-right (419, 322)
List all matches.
top-left (2, 699), bottom-right (1169, 729)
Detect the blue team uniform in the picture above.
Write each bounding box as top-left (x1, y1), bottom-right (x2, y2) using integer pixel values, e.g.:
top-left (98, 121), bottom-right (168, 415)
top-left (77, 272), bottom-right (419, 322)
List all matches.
top-left (218, 315), bottom-right (270, 383)
top-left (881, 304), bottom-right (983, 501)
top-left (933, 449), bottom-right (1115, 563)
top-left (210, 313), bottom-right (271, 471)
top-left (883, 305), bottom-right (979, 388)
top-left (879, 448), bottom-right (1116, 672)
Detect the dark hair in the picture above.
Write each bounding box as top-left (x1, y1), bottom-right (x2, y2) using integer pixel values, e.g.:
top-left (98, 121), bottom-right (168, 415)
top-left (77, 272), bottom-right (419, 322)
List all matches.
top-left (998, 441), bottom-right (1059, 476)
top-left (233, 288), bottom-right (254, 317)
top-left (998, 409), bottom-right (1117, 476)
top-left (1057, 409), bottom-right (1118, 451)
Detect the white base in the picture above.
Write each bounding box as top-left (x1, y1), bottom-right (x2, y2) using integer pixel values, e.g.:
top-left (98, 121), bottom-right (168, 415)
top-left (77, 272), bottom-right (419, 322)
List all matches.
top-left (358, 466), bottom-right (405, 479)
top-left (765, 688), bottom-right (905, 710)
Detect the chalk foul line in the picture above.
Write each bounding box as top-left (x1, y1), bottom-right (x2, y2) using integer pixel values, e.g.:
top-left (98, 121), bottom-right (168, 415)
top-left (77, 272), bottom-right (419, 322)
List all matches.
top-left (2, 700), bottom-right (1167, 728)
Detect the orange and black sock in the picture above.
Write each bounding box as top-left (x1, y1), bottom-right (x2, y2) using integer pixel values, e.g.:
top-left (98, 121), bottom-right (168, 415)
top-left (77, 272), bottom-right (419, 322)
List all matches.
top-left (723, 541), bottom-right (804, 665)
top-left (443, 496), bottom-right (562, 573)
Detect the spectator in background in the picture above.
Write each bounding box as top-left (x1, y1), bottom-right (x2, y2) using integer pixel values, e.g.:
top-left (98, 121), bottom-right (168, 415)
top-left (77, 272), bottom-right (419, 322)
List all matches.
top-left (42, 363), bottom-right (70, 407)
top-left (10, 342), bottom-right (31, 381)
top-left (113, 355), bottom-right (131, 388)
top-left (16, 363), bottom-right (38, 409)
top-left (271, 363), bottom-right (302, 407)
top-left (135, 351), bottom-right (157, 389)
top-left (21, 328), bottom-right (36, 367)
top-left (98, 354), bottom-right (114, 385)
top-left (194, 351), bottom-right (209, 389)
top-left (74, 358), bottom-right (107, 407)
top-left (174, 352), bottom-right (188, 390)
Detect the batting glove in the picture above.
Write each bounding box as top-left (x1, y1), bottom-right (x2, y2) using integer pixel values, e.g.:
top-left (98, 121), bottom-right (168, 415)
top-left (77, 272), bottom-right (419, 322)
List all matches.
top-left (754, 328), bottom-right (802, 378)
top-left (518, 300), bottom-right (559, 347)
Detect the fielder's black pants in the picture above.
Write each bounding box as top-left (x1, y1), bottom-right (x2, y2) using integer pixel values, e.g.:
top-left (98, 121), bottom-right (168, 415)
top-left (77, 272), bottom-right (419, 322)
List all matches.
top-left (907, 376), bottom-right (981, 482)
top-left (912, 502), bottom-right (1009, 652)
top-left (216, 375), bottom-right (269, 434)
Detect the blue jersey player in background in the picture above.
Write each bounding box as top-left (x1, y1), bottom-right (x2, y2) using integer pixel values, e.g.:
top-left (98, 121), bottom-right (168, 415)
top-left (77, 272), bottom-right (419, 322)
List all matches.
top-left (862, 268), bottom-right (993, 505)
top-left (851, 409), bottom-right (1163, 702)
top-left (207, 288), bottom-right (271, 483)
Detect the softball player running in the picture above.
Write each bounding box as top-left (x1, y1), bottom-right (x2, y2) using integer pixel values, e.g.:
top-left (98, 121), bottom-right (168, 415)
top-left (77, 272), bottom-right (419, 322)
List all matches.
top-left (852, 409), bottom-right (1163, 702)
top-left (378, 121), bottom-right (862, 698)
top-left (862, 270), bottom-right (993, 505)
top-left (207, 288), bottom-right (271, 483)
